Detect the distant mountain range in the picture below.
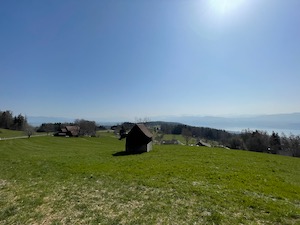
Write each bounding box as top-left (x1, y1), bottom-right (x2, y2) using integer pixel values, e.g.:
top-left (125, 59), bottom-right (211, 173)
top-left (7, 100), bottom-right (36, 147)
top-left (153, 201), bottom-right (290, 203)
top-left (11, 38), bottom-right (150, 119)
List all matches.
top-left (154, 113), bottom-right (300, 134)
top-left (27, 116), bottom-right (74, 126)
top-left (28, 113), bottom-right (300, 134)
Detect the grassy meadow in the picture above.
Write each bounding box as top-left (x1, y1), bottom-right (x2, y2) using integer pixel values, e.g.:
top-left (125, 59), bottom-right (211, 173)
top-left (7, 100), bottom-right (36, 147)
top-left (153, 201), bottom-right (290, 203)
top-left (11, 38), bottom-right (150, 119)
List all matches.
top-left (0, 128), bottom-right (26, 139)
top-left (0, 132), bottom-right (299, 224)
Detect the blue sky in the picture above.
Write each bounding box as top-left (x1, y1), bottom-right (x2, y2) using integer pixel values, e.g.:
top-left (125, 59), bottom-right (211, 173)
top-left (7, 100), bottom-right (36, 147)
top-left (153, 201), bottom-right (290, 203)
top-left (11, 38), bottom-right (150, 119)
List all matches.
top-left (1, 0), bottom-right (300, 121)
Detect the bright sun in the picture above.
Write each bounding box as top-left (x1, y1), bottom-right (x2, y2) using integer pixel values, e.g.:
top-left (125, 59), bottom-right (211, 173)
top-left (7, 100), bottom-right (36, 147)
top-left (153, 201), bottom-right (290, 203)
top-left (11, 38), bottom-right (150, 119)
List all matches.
top-left (209, 0), bottom-right (245, 15)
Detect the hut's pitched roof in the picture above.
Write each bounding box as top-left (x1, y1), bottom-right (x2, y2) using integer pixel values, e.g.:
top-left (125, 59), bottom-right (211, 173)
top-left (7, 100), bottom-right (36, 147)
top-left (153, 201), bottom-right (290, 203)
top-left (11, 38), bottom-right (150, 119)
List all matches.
top-left (135, 124), bottom-right (153, 138)
top-left (126, 124), bottom-right (153, 145)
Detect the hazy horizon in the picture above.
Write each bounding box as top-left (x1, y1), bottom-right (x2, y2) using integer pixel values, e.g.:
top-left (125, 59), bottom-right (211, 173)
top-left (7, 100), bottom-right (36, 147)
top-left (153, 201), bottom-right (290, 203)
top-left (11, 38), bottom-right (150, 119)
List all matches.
top-left (27, 112), bottom-right (300, 136)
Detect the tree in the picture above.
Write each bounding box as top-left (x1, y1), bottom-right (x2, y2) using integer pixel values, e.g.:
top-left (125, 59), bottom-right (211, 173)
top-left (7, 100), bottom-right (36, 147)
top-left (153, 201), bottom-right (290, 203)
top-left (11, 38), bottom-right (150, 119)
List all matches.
top-left (172, 125), bottom-right (184, 135)
top-left (0, 111), bottom-right (29, 131)
top-left (154, 132), bottom-right (164, 144)
top-left (160, 123), bottom-right (173, 134)
top-left (228, 136), bottom-right (245, 149)
top-left (23, 124), bottom-right (34, 138)
top-left (242, 130), bottom-right (269, 152)
top-left (269, 132), bottom-right (281, 154)
top-left (182, 127), bottom-right (192, 145)
top-left (119, 126), bottom-right (127, 140)
top-left (0, 110), bottom-right (13, 129)
top-left (39, 123), bottom-right (55, 134)
top-left (289, 135), bottom-right (300, 157)
top-left (74, 119), bottom-right (97, 136)
top-left (13, 114), bottom-right (27, 130)
top-left (280, 134), bottom-right (300, 157)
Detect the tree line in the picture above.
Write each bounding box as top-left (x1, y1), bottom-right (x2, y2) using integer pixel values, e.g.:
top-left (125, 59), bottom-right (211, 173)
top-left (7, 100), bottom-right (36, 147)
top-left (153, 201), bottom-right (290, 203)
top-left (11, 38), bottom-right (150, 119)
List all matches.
top-left (230, 130), bottom-right (300, 157)
top-left (160, 123), bottom-right (232, 143)
top-left (0, 110), bottom-right (29, 130)
top-left (157, 122), bottom-right (300, 157)
top-left (1, 109), bottom-right (102, 137)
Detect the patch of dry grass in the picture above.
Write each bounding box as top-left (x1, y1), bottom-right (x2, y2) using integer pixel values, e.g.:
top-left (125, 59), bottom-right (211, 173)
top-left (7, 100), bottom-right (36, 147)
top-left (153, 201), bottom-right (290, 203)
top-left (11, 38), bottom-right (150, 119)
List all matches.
top-left (3, 176), bottom-right (298, 224)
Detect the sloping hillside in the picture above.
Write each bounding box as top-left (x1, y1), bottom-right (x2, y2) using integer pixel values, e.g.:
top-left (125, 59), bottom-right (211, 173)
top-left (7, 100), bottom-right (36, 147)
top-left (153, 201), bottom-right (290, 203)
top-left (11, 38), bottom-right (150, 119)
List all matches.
top-left (0, 133), bottom-right (299, 224)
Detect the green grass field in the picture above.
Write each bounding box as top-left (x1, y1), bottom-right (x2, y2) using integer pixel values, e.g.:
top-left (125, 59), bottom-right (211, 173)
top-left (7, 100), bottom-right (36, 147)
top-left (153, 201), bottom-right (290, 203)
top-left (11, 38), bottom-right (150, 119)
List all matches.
top-left (0, 128), bottom-right (26, 138)
top-left (0, 133), bottom-right (299, 224)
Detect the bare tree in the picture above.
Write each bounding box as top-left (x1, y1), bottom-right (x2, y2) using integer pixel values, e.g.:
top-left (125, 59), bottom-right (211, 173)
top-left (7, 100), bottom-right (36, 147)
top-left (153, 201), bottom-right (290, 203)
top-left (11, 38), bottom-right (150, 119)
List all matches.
top-left (74, 119), bottom-right (97, 136)
top-left (182, 127), bottom-right (192, 145)
top-left (24, 124), bottom-right (34, 138)
top-left (289, 135), bottom-right (300, 157)
top-left (154, 132), bottom-right (164, 144)
top-left (135, 117), bottom-right (151, 123)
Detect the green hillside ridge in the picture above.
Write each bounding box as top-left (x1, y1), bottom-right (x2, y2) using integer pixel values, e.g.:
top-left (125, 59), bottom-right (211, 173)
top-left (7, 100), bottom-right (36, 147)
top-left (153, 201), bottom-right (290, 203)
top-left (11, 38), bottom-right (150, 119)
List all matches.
top-left (0, 133), bottom-right (299, 224)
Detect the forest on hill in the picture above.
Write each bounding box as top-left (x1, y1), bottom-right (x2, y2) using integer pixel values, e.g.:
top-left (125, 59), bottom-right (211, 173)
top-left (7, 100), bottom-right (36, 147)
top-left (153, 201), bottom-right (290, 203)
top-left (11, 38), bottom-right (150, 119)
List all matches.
top-left (0, 110), bottom-right (29, 131)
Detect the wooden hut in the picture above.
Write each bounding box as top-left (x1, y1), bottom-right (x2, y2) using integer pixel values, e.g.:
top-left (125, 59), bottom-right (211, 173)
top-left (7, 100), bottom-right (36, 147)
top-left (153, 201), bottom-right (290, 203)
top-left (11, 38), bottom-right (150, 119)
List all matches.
top-left (126, 124), bottom-right (153, 154)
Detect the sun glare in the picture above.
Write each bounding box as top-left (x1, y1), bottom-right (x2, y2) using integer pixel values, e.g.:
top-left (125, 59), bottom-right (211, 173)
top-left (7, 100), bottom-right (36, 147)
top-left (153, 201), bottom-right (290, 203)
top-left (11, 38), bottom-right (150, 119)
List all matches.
top-left (209, 0), bottom-right (245, 15)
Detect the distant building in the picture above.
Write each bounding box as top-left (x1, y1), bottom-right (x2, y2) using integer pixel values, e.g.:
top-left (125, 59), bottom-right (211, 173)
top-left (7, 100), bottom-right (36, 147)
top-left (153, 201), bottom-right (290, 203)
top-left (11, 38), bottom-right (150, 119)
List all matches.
top-left (196, 140), bottom-right (211, 147)
top-left (55, 126), bottom-right (80, 137)
top-left (161, 140), bottom-right (179, 145)
top-left (126, 124), bottom-right (153, 154)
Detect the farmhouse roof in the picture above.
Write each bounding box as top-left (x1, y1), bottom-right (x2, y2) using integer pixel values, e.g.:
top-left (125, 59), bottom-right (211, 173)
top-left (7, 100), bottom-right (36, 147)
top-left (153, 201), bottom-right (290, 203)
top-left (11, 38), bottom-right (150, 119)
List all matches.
top-left (66, 126), bottom-right (80, 136)
top-left (196, 140), bottom-right (211, 147)
top-left (61, 128), bottom-right (67, 133)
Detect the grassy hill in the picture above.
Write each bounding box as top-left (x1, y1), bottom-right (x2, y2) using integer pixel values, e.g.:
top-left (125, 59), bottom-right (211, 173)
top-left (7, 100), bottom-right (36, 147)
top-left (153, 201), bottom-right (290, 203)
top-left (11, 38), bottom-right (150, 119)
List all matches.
top-left (0, 128), bottom-right (25, 138)
top-left (0, 133), bottom-right (299, 224)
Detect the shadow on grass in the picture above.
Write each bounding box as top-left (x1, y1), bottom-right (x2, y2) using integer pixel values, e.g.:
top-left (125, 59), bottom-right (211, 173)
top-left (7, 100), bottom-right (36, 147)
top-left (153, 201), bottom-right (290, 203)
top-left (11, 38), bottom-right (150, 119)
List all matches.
top-left (112, 150), bottom-right (144, 157)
